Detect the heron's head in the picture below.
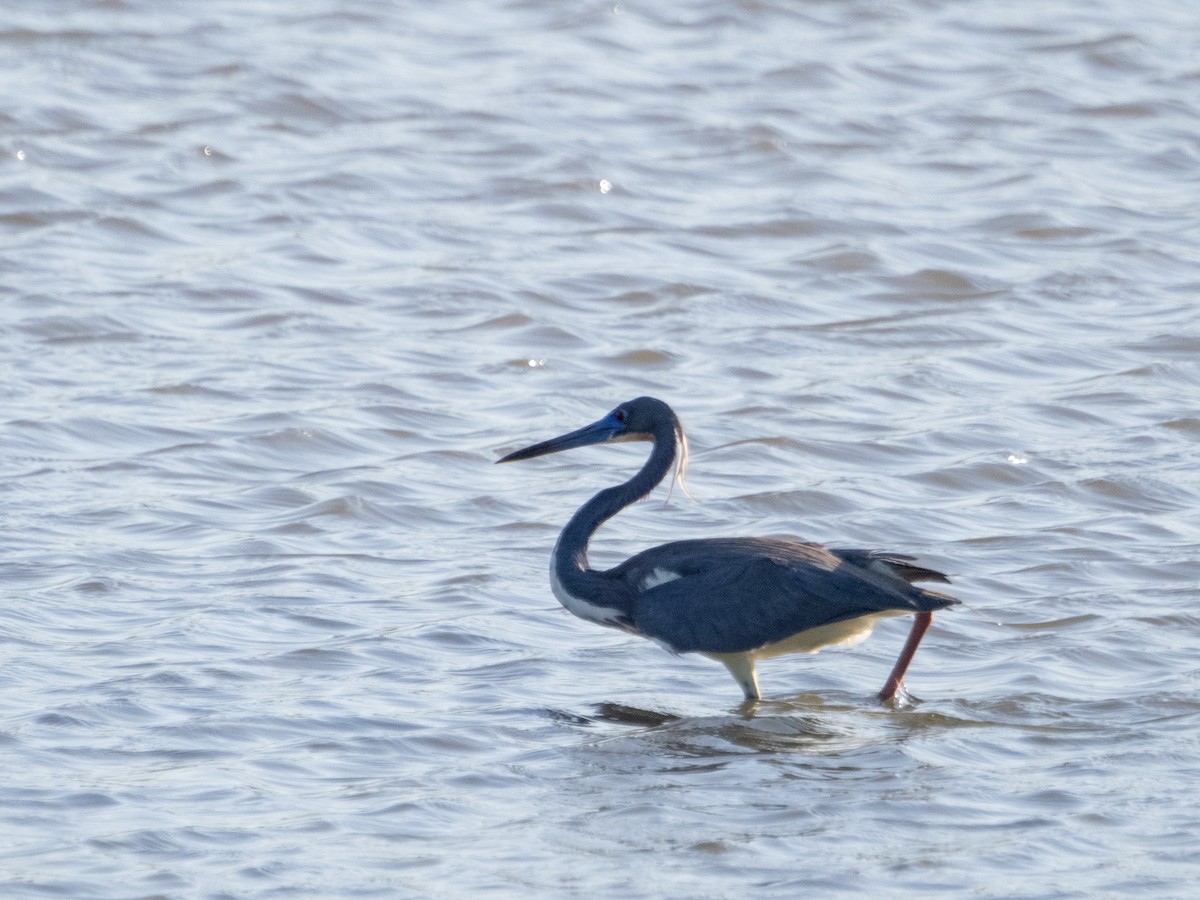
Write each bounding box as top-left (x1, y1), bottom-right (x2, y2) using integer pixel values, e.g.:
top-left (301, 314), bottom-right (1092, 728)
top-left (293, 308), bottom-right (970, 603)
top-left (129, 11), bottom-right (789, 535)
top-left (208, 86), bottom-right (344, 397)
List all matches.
top-left (497, 397), bottom-right (692, 500)
top-left (496, 396), bottom-right (679, 461)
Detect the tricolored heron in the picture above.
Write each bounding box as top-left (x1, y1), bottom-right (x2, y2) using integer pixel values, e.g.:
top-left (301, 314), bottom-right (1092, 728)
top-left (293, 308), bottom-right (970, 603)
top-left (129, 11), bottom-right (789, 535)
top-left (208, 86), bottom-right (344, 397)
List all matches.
top-left (497, 397), bottom-right (958, 703)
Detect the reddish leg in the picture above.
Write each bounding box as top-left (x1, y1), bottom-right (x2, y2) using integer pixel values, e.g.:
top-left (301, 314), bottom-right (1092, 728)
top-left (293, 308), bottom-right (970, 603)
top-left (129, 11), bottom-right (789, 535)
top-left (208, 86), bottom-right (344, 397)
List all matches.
top-left (877, 611), bottom-right (933, 703)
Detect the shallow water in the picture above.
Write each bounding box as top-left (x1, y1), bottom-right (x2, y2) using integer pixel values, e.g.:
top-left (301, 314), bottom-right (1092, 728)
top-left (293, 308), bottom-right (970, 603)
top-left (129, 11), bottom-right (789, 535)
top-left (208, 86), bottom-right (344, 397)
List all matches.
top-left (3, 0), bottom-right (1199, 896)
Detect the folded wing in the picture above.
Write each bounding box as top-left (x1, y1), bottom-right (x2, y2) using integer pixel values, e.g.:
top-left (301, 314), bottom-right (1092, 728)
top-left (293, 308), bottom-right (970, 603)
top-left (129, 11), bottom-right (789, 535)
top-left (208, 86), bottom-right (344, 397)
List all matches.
top-left (619, 538), bottom-right (957, 654)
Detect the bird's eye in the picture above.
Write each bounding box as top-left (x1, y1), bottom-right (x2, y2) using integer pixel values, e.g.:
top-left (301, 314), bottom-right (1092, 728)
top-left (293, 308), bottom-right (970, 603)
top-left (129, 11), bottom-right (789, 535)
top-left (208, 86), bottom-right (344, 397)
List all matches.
top-left (613, 408), bottom-right (626, 424)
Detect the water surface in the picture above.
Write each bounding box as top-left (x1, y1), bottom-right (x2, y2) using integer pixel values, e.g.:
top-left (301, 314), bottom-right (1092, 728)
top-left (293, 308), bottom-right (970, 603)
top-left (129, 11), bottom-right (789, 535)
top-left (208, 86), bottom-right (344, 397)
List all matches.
top-left (3, 0), bottom-right (1199, 896)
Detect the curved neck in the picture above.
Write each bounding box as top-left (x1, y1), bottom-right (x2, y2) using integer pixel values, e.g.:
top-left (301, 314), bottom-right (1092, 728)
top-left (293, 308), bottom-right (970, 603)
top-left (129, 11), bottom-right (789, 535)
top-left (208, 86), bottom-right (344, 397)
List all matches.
top-left (553, 425), bottom-right (678, 603)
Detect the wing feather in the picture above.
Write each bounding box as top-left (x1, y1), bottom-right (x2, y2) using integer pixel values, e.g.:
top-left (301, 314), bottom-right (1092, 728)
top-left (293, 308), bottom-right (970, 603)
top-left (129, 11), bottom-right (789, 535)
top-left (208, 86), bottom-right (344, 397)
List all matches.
top-left (616, 538), bottom-right (957, 654)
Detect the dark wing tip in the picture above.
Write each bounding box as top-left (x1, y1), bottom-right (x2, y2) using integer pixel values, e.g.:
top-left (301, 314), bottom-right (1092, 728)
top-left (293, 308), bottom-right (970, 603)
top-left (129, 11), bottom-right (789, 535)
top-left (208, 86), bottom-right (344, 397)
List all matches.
top-left (832, 549), bottom-right (952, 585)
top-left (903, 565), bottom-right (952, 585)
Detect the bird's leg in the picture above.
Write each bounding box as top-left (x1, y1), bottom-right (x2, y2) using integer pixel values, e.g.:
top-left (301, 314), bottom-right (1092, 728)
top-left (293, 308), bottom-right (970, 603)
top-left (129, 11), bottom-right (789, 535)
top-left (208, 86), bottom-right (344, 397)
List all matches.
top-left (877, 611), bottom-right (933, 703)
top-left (713, 653), bottom-right (761, 701)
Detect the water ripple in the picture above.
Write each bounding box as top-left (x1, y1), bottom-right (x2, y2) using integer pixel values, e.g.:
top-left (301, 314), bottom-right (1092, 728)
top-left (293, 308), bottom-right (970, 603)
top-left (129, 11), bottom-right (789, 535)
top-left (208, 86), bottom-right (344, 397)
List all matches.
top-left (3, 0), bottom-right (1199, 896)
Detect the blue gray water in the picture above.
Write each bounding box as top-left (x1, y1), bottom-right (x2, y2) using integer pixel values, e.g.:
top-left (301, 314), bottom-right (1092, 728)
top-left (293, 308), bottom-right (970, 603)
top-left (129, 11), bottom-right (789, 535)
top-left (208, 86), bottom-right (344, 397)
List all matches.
top-left (3, 1), bottom-right (1199, 896)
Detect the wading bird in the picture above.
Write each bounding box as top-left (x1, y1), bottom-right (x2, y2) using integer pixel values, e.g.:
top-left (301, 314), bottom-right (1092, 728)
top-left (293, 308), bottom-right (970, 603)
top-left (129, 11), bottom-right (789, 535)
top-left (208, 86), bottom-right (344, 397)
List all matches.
top-left (497, 397), bottom-right (958, 703)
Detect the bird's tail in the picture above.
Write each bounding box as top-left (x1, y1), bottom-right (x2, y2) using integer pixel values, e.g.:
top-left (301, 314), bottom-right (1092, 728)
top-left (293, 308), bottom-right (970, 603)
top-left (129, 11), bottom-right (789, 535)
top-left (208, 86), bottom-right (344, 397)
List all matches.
top-left (877, 554), bottom-right (951, 585)
top-left (833, 549), bottom-right (952, 584)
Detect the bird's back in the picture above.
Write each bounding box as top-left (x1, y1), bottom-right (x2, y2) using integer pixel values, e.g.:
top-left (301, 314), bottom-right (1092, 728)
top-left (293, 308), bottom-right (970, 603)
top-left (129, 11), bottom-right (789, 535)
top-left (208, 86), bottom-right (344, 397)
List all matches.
top-left (610, 537), bottom-right (958, 655)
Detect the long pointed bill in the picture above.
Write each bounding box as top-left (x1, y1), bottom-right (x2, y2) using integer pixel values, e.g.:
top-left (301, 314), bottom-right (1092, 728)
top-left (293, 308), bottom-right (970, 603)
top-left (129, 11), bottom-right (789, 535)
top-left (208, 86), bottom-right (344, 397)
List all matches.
top-left (496, 417), bottom-right (618, 464)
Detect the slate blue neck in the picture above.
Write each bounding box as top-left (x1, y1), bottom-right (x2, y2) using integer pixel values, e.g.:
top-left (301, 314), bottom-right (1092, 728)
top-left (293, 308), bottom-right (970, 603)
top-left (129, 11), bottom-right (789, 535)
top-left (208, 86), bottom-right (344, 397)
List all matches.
top-left (552, 425), bottom-right (677, 607)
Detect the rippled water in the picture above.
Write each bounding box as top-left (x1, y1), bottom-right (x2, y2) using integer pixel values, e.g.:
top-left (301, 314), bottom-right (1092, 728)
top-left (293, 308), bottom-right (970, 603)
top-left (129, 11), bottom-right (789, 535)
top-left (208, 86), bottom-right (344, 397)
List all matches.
top-left (3, 0), bottom-right (1199, 896)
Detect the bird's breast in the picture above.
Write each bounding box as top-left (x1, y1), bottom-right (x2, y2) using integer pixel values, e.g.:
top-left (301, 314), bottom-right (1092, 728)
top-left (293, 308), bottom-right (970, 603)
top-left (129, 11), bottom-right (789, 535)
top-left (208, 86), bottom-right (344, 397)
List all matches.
top-left (549, 545), bottom-right (628, 629)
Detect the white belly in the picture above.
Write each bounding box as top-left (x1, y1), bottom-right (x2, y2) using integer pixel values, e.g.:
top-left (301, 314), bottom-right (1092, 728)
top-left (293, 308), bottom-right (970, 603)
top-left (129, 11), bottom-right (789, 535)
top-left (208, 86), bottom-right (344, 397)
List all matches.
top-left (700, 610), bottom-right (910, 700)
top-left (752, 609), bottom-right (907, 659)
